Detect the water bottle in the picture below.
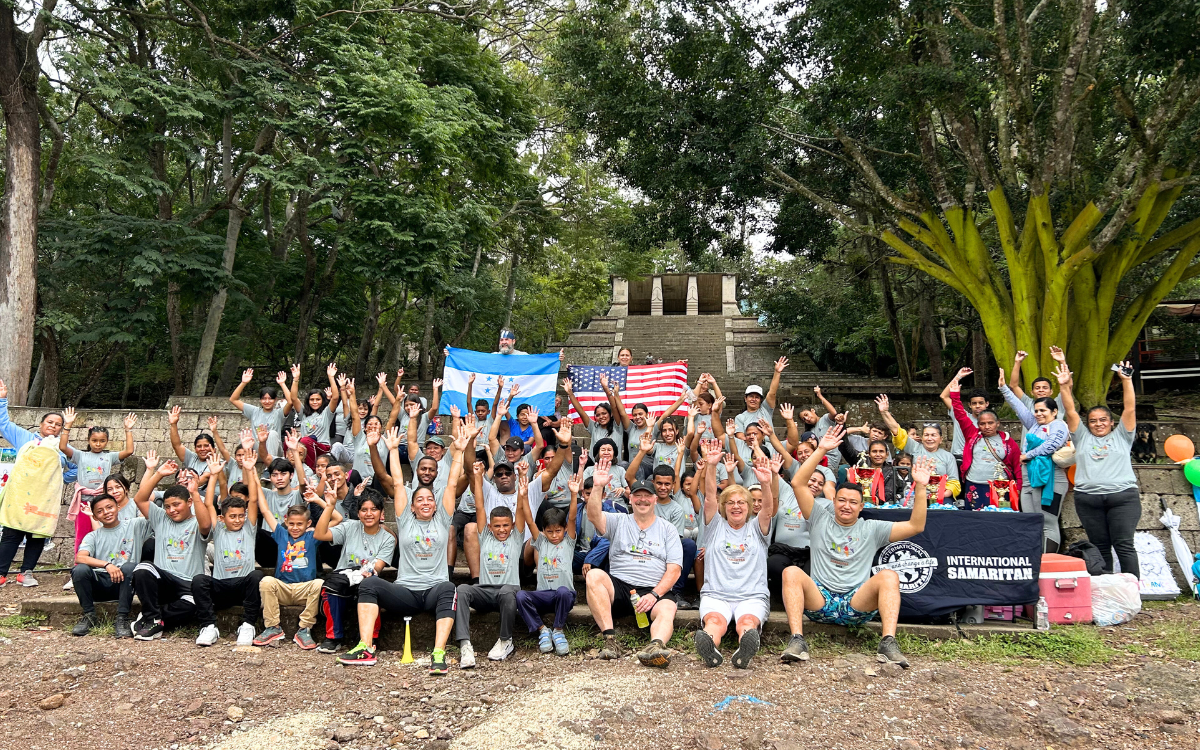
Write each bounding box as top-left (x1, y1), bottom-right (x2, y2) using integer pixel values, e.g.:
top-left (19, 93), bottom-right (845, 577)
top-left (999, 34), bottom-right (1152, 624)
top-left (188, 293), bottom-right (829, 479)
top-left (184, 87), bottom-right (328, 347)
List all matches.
top-left (1035, 596), bottom-right (1050, 631)
top-left (630, 590), bottom-right (649, 628)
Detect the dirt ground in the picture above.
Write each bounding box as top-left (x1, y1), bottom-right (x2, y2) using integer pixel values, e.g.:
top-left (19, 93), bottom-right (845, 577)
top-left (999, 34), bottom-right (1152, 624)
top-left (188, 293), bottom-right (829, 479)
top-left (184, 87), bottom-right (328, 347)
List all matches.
top-left (2, 572), bottom-right (1198, 750)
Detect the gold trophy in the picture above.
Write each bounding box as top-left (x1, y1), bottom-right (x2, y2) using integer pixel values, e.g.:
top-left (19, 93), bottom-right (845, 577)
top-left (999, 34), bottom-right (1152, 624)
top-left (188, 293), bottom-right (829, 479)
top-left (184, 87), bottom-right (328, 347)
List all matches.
top-left (853, 451), bottom-right (875, 503)
top-left (988, 462), bottom-right (1014, 510)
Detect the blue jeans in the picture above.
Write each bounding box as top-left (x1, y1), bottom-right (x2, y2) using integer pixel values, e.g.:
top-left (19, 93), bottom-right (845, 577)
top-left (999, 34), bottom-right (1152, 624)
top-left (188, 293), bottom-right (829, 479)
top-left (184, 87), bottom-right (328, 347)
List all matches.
top-left (672, 537), bottom-right (698, 595)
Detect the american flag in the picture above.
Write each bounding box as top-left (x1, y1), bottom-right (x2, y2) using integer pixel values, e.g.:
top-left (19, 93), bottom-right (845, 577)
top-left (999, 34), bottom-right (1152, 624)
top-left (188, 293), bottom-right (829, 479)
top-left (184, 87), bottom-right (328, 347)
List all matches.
top-left (566, 362), bottom-right (689, 423)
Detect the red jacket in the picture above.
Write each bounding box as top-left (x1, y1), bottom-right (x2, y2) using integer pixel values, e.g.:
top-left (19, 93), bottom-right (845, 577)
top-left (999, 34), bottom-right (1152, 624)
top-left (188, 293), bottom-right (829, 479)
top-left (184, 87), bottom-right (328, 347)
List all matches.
top-left (950, 391), bottom-right (1023, 496)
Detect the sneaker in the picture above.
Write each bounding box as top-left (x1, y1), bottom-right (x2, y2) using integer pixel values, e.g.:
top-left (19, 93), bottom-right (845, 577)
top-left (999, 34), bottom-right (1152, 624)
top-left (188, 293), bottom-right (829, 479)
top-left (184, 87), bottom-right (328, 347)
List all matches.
top-left (537, 628), bottom-right (553, 654)
top-left (338, 642), bottom-right (377, 666)
top-left (252, 626), bottom-right (285, 647)
top-left (730, 628), bottom-right (760, 670)
top-left (675, 596), bottom-right (698, 611)
top-left (71, 613), bottom-right (97, 637)
top-left (235, 622), bottom-right (255, 647)
top-left (429, 648), bottom-right (448, 675)
top-left (196, 624), bottom-right (220, 647)
top-left (552, 629), bottom-right (569, 656)
top-left (63, 578), bottom-right (74, 591)
top-left (316, 638), bottom-right (342, 654)
top-left (636, 638), bottom-right (671, 668)
top-left (133, 618), bottom-right (165, 641)
top-left (693, 629), bottom-right (722, 668)
top-left (114, 615), bottom-right (132, 639)
top-left (598, 636), bottom-right (622, 660)
top-left (0, 575), bottom-right (6, 588)
top-left (487, 638), bottom-right (514, 662)
top-left (781, 633), bottom-right (810, 663)
top-left (459, 641), bottom-right (476, 669)
top-left (293, 627), bottom-right (317, 650)
top-left (16, 572), bottom-right (38, 587)
top-left (876, 635), bottom-right (909, 668)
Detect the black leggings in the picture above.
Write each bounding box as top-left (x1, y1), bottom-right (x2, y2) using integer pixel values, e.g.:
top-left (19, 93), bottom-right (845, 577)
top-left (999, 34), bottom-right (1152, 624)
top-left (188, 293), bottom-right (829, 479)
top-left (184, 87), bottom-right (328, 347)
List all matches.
top-left (358, 577), bottom-right (457, 620)
top-left (0, 527), bottom-right (46, 576)
top-left (766, 543), bottom-right (810, 599)
top-left (1073, 488), bottom-right (1141, 577)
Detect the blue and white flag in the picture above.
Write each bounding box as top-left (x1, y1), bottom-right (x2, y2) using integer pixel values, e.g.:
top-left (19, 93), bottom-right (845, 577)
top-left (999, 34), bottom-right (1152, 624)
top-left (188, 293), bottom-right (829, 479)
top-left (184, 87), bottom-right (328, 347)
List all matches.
top-left (439, 347), bottom-right (559, 418)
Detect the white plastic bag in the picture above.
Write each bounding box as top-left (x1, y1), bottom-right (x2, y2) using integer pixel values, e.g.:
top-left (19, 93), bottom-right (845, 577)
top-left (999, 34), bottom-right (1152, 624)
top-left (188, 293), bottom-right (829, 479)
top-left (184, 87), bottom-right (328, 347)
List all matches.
top-left (1091, 573), bottom-right (1142, 626)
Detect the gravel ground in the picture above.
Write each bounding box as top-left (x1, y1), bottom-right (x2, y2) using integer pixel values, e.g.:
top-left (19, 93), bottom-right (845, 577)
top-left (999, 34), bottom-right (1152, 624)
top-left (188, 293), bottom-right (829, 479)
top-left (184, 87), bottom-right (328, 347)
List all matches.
top-left (2, 574), bottom-right (1198, 750)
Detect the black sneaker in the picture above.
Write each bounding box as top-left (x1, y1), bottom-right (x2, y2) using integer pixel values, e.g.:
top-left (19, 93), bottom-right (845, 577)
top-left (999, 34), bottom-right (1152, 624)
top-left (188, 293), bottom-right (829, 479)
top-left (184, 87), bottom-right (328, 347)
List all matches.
top-left (675, 597), bottom-right (699, 611)
top-left (338, 642), bottom-right (377, 666)
top-left (781, 633), bottom-right (809, 663)
top-left (429, 649), bottom-right (448, 675)
top-left (730, 628), bottom-right (760, 669)
top-left (316, 638), bottom-right (341, 654)
top-left (636, 638), bottom-right (671, 668)
top-left (876, 635), bottom-right (909, 668)
top-left (598, 636), bottom-right (623, 660)
top-left (71, 613), bottom-right (97, 637)
top-left (113, 615), bottom-right (132, 639)
top-left (133, 618), bottom-right (164, 641)
top-left (693, 629), bottom-right (722, 668)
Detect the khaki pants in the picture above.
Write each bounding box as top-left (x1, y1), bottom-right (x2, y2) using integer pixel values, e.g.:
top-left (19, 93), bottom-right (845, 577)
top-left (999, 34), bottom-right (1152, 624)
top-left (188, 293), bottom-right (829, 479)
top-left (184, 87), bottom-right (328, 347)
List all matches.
top-left (259, 577), bottom-right (323, 628)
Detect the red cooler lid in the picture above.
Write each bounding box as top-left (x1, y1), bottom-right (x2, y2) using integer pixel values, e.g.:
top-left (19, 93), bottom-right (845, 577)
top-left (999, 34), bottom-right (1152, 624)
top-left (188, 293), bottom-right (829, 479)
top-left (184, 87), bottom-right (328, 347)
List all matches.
top-left (1040, 553), bottom-right (1088, 575)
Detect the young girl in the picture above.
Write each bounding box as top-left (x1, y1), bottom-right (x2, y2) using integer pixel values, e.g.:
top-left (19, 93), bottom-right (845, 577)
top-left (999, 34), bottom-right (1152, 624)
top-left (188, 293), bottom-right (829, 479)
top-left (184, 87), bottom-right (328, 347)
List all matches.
top-left (316, 487), bottom-right (393, 653)
top-left (104, 474), bottom-right (138, 521)
top-left (59, 408), bottom-right (137, 589)
top-left (291, 363), bottom-right (341, 470)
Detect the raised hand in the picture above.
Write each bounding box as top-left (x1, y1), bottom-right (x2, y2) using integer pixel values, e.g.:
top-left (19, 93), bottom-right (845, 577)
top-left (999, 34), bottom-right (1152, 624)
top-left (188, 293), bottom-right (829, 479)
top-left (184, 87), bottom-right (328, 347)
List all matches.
top-left (687, 403), bottom-right (700, 419)
top-left (144, 449), bottom-right (160, 472)
top-left (775, 357), bottom-right (789, 373)
top-left (291, 363), bottom-right (301, 380)
top-left (723, 451), bottom-right (737, 476)
top-left (509, 381), bottom-right (519, 397)
top-left (517, 472), bottom-right (529, 497)
top-left (382, 426), bottom-right (402, 451)
top-left (496, 375), bottom-right (505, 389)
top-left (468, 373), bottom-right (476, 385)
top-left (954, 367), bottom-right (972, 382)
top-left (432, 378), bottom-right (443, 391)
top-left (527, 405), bottom-right (539, 422)
top-left (998, 368), bottom-right (1007, 388)
top-left (366, 428), bottom-right (381, 447)
top-left (1014, 350), bottom-right (1027, 363)
top-left (255, 424), bottom-right (270, 443)
top-left (451, 427), bottom-right (472, 454)
top-left (206, 415), bottom-right (219, 433)
top-left (472, 460), bottom-right (485, 477)
top-left (284, 430), bottom-right (299, 454)
top-left (769, 452), bottom-right (785, 475)
top-left (396, 368), bottom-right (405, 381)
top-left (449, 404), bottom-right (461, 420)
top-left (638, 430), bottom-right (655, 454)
top-left (818, 423), bottom-right (845, 452)
top-left (911, 455), bottom-right (934, 485)
top-left (405, 400), bottom-right (421, 418)
top-left (779, 403), bottom-right (794, 421)
top-left (326, 362), bottom-right (338, 379)
top-left (160, 459), bottom-right (179, 476)
top-left (725, 417), bottom-right (736, 435)
top-left (752, 455), bottom-right (772, 484)
top-left (240, 450), bottom-right (257, 470)
top-left (712, 395), bottom-right (725, 413)
top-left (1049, 346), bottom-right (1066, 363)
top-left (702, 439), bottom-right (723, 466)
top-left (598, 373), bottom-right (609, 390)
top-left (184, 473), bottom-right (199, 495)
top-left (323, 387), bottom-right (333, 401)
top-left (756, 417), bottom-right (771, 434)
top-left (242, 368), bottom-right (254, 384)
top-left (276, 371), bottom-right (288, 387)
top-left (554, 419), bottom-right (572, 446)
top-left (875, 394), bottom-right (889, 413)
top-left (336, 373), bottom-right (349, 389)
top-left (0, 379), bottom-right (7, 399)
top-left (168, 405), bottom-right (181, 425)
top-left (561, 377), bottom-right (572, 394)
top-left (123, 413), bottom-right (137, 430)
top-left (1113, 360), bottom-right (1134, 381)
top-left (239, 428), bottom-right (255, 452)
top-left (368, 393), bottom-right (380, 407)
top-left (515, 460), bottom-right (530, 478)
top-left (568, 471), bottom-right (582, 495)
top-left (1054, 362), bottom-right (1072, 386)
top-left (592, 457), bottom-right (612, 487)
top-left (63, 406), bottom-right (77, 428)
top-left (206, 455), bottom-right (226, 475)
top-left (375, 372), bottom-right (387, 388)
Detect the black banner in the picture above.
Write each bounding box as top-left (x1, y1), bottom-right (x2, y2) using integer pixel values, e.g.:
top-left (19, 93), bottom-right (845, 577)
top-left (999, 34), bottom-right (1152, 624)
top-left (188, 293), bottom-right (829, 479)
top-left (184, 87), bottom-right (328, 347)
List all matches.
top-left (860, 509), bottom-right (1044, 619)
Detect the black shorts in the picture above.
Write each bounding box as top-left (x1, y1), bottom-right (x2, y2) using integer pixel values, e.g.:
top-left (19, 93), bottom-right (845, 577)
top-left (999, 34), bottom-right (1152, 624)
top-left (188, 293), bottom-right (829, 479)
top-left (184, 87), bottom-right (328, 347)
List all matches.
top-left (608, 574), bottom-right (679, 618)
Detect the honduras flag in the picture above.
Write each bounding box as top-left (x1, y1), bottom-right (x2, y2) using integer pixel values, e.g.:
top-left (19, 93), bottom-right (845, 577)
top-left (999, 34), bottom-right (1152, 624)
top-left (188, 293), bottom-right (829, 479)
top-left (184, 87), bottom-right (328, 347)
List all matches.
top-left (440, 347), bottom-right (560, 418)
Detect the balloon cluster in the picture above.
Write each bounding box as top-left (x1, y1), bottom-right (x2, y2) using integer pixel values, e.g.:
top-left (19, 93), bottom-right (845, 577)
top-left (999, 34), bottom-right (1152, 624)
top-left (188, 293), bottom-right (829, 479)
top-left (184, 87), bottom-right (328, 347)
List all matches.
top-left (1164, 435), bottom-right (1200, 487)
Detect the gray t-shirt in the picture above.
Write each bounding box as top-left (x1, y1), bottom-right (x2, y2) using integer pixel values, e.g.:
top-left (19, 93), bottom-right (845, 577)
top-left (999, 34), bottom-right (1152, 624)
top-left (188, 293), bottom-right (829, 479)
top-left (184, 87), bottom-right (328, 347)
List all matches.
top-left (478, 527), bottom-right (523, 586)
top-left (1018, 394), bottom-right (1065, 444)
top-left (603, 512), bottom-right (683, 588)
top-left (700, 514), bottom-right (769, 604)
top-left (814, 414), bottom-right (841, 471)
top-left (298, 407), bottom-right (334, 441)
top-left (533, 534), bottom-right (576, 592)
top-left (539, 463), bottom-right (573, 509)
top-left (242, 403), bottom-right (286, 435)
top-left (772, 482), bottom-right (809, 549)
top-left (653, 500), bottom-right (687, 536)
top-left (671, 490), bottom-right (698, 535)
top-left (582, 465), bottom-right (628, 506)
top-left (349, 430), bottom-right (376, 481)
top-left (808, 498), bottom-right (894, 594)
top-left (211, 520), bottom-right (257, 580)
top-left (902, 440), bottom-right (960, 480)
top-left (117, 500), bottom-right (142, 522)
top-left (78, 517), bottom-right (150, 569)
top-left (146, 503), bottom-right (208, 581)
top-left (1072, 423), bottom-right (1137, 494)
top-left (587, 421), bottom-right (624, 454)
top-left (625, 422), bottom-right (659, 461)
top-left (652, 442), bottom-right (683, 471)
top-left (734, 404), bottom-right (773, 435)
top-left (73, 449), bottom-right (120, 492)
top-left (967, 434), bottom-right (1009, 483)
top-left (394, 502), bottom-right (452, 589)
top-left (261, 487), bottom-right (302, 525)
top-left (331, 520), bottom-right (397, 571)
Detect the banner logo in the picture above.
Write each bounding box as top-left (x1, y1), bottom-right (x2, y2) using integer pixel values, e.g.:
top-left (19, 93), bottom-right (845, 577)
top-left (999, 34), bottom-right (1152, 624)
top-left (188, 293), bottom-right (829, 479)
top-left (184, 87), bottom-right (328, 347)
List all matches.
top-left (873, 541), bottom-right (938, 593)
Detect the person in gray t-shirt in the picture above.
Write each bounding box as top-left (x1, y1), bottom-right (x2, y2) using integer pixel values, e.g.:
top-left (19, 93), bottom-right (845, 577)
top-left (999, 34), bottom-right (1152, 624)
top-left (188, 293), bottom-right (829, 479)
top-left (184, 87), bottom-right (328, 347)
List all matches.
top-left (454, 493), bottom-right (524, 666)
top-left (733, 357), bottom-right (787, 440)
top-left (940, 369), bottom-right (989, 457)
top-left (192, 470), bottom-right (263, 647)
top-left (71, 494), bottom-right (150, 635)
top-left (584, 460), bottom-right (683, 668)
top-left (693, 444), bottom-right (777, 669)
top-left (776, 426), bottom-right (933, 669)
top-left (229, 366), bottom-right (295, 457)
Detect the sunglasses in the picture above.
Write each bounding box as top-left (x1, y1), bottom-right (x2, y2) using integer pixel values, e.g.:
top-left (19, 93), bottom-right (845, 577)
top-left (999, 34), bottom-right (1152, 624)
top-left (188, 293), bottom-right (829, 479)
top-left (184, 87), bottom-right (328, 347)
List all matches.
top-left (494, 470), bottom-right (514, 478)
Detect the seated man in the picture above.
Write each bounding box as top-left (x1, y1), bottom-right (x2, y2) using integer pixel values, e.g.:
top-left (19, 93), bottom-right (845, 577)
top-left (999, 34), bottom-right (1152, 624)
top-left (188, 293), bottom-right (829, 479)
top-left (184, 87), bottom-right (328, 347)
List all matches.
top-left (780, 424), bottom-right (931, 668)
top-left (584, 461), bottom-right (681, 668)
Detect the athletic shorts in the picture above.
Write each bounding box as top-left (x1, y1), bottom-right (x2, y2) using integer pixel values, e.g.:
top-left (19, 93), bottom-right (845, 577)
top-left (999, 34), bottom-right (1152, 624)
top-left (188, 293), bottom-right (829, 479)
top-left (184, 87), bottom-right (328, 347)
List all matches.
top-left (608, 574), bottom-right (679, 618)
top-left (804, 580), bottom-right (877, 627)
top-left (699, 596), bottom-right (769, 628)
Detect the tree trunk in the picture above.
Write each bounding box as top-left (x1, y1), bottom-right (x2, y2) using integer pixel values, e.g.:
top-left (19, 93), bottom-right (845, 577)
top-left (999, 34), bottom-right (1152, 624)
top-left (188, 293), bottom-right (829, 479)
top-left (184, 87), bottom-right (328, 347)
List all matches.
top-left (190, 205), bottom-right (244, 395)
top-left (502, 249), bottom-right (519, 330)
top-left (972, 328), bottom-right (990, 392)
top-left (919, 290), bottom-right (945, 383)
top-left (0, 6), bottom-right (50, 405)
top-left (873, 243), bottom-right (912, 393)
top-left (355, 280), bottom-right (383, 384)
top-left (419, 294), bottom-right (437, 381)
top-left (38, 327), bottom-right (59, 408)
top-left (166, 280), bottom-right (188, 394)
top-left (72, 344), bottom-right (123, 407)
top-left (27, 353), bottom-right (44, 405)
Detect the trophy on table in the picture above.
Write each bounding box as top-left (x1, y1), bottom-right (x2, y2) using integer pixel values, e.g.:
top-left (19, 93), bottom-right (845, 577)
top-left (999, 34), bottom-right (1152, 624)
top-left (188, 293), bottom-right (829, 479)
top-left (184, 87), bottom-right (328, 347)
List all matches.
top-left (988, 462), bottom-right (1016, 510)
top-left (852, 451), bottom-right (876, 504)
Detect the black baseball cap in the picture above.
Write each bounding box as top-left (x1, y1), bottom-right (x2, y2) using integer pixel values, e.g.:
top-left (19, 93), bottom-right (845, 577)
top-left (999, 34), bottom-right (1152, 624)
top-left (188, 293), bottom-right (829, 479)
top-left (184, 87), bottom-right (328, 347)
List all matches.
top-left (629, 480), bottom-right (655, 496)
top-left (493, 461), bottom-right (516, 475)
top-left (502, 436), bottom-right (524, 451)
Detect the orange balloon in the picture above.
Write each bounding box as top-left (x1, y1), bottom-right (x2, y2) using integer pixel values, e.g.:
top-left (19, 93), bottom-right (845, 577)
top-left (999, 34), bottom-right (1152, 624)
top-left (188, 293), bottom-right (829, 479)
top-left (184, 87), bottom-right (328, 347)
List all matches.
top-left (1164, 434), bottom-right (1196, 463)
top-left (1066, 464), bottom-right (1076, 485)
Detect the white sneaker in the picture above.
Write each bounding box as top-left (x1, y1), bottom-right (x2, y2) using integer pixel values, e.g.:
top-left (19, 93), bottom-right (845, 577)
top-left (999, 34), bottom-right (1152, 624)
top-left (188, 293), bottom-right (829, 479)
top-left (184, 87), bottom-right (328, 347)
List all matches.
top-left (16, 572), bottom-right (38, 587)
top-left (196, 624), bottom-right (220, 647)
top-left (63, 578), bottom-right (74, 591)
top-left (488, 638), bottom-right (514, 661)
top-left (459, 641), bottom-right (476, 669)
top-left (235, 622), bottom-right (255, 647)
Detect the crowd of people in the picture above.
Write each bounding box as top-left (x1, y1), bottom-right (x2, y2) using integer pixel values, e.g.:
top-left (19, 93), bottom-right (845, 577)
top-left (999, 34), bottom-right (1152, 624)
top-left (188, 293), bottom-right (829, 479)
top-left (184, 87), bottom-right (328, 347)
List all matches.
top-left (0, 331), bottom-right (1144, 672)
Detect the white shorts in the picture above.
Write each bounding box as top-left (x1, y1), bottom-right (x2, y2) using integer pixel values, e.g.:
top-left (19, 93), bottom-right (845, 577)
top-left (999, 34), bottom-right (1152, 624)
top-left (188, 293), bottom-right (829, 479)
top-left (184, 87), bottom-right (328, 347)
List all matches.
top-left (698, 596), bottom-right (769, 628)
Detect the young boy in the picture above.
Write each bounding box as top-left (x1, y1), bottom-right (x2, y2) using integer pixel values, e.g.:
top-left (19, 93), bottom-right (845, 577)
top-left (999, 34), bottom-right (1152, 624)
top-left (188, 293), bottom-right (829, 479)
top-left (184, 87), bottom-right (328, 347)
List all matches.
top-left (253, 494), bottom-right (330, 647)
top-left (130, 454), bottom-right (214, 640)
top-left (255, 445), bottom-right (305, 568)
top-left (516, 469), bottom-right (579, 656)
top-left (192, 454), bottom-right (262, 647)
top-left (71, 493), bottom-right (150, 637)
top-left (454, 462), bottom-right (524, 668)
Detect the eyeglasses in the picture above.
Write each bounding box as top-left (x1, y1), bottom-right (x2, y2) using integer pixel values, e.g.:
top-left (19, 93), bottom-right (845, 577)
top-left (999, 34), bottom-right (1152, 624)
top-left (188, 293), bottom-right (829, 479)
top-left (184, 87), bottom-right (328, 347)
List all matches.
top-left (922, 422), bottom-right (940, 429)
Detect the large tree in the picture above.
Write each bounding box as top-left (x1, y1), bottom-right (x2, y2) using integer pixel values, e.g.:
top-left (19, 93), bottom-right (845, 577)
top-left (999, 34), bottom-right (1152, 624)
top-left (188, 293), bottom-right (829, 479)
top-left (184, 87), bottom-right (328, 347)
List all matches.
top-left (553, 0), bottom-right (1200, 405)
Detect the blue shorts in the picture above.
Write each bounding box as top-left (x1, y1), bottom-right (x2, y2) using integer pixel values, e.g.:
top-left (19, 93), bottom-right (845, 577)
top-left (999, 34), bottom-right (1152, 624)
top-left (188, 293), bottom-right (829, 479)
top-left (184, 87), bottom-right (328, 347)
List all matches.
top-left (804, 581), bottom-right (878, 626)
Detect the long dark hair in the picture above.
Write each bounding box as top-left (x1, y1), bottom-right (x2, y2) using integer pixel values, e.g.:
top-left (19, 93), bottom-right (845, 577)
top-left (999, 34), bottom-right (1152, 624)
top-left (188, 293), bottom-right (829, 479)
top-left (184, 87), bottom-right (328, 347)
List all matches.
top-left (303, 389), bottom-right (328, 417)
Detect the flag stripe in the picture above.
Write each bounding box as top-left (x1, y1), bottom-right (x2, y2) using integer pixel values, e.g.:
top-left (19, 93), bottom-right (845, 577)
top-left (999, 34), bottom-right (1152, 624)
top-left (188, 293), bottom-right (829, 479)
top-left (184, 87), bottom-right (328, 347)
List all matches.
top-left (567, 362), bottom-right (689, 423)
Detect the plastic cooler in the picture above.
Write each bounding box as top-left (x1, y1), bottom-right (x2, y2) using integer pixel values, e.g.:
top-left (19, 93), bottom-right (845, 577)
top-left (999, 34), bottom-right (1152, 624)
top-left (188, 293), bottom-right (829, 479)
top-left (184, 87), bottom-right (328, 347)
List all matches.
top-left (1038, 553), bottom-right (1093, 624)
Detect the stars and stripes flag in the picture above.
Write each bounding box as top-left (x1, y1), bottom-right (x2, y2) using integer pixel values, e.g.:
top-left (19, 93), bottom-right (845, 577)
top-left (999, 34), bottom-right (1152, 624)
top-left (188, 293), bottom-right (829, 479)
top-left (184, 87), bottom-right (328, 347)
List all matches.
top-left (566, 362), bottom-right (689, 423)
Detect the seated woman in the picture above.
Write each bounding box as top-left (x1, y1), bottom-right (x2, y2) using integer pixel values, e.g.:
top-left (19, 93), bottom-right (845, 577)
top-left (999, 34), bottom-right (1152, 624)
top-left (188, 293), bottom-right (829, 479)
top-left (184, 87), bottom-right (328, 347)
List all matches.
top-left (693, 444), bottom-right (780, 670)
top-left (339, 425), bottom-right (472, 674)
top-left (947, 368), bottom-right (1022, 511)
top-left (999, 363), bottom-right (1070, 551)
top-left (836, 440), bottom-right (905, 506)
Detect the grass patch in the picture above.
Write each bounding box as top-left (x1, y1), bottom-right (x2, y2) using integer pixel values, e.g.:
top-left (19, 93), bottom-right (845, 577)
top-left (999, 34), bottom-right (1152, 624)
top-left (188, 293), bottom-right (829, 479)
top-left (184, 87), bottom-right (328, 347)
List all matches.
top-left (895, 627), bottom-right (1117, 666)
top-left (0, 612), bottom-right (47, 633)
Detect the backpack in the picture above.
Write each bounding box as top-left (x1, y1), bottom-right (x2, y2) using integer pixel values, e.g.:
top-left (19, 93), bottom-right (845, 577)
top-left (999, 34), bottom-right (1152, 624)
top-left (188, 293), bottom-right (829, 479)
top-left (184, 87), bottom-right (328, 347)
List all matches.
top-left (1065, 540), bottom-right (1106, 576)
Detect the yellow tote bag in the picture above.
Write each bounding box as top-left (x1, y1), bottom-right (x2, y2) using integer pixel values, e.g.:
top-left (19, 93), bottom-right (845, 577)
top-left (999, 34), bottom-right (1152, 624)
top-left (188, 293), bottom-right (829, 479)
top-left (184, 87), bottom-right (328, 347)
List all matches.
top-left (0, 443), bottom-right (64, 537)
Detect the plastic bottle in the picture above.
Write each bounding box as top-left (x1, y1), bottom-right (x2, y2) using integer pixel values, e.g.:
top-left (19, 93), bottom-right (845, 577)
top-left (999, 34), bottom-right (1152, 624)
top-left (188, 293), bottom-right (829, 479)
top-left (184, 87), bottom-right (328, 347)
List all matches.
top-left (1035, 596), bottom-right (1050, 631)
top-left (630, 590), bottom-right (649, 628)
